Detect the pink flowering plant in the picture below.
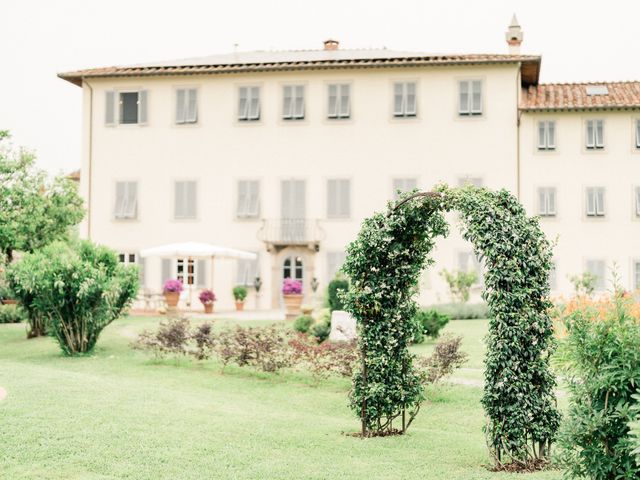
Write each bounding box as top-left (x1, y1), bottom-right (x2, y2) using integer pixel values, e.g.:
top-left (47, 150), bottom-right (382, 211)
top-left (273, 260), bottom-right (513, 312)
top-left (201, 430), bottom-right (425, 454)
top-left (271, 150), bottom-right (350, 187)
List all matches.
top-left (198, 289), bottom-right (216, 305)
top-left (282, 278), bottom-right (302, 295)
top-left (163, 279), bottom-right (184, 294)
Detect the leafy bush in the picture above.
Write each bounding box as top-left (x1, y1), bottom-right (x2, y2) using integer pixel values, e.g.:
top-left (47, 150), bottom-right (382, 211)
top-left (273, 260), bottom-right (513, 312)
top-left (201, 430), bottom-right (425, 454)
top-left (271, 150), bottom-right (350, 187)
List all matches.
top-left (310, 316), bottom-right (331, 343)
top-left (412, 309), bottom-right (450, 343)
top-left (630, 393), bottom-right (640, 468)
top-left (232, 286), bottom-right (248, 302)
top-left (415, 335), bottom-right (468, 385)
top-left (0, 304), bottom-right (27, 323)
top-left (192, 322), bottom-right (215, 360)
top-left (429, 302), bottom-right (489, 320)
top-left (293, 314), bottom-right (314, 333)
top-left (134, 317), bottom-right (192, 359)
top-left (289, 333), bottom-right (358, 383)
top-left (439, 269), bottom-right (478, 303)
top-left (327, 277), bottom-right (349, 312)
top-left (7, 240), bottom-right (139, 354)
top-left (557, 294), bottom-right (640, 478)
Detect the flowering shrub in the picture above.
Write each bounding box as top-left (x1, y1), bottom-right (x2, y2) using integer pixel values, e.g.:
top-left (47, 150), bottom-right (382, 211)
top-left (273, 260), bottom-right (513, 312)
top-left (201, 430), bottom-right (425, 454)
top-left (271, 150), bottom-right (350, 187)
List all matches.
top-left (556, 294), bottom-right (640, 478)
top-left (163, 279), bottom-right (183, 293)
top-left (282, 278), bottom-right (302, 295)
top-left (198, 289), bottom-right (216, 305)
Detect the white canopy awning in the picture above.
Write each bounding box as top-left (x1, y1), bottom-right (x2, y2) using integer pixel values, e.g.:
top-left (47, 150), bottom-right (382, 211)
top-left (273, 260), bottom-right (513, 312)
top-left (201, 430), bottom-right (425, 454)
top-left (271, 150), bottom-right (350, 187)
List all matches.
top-left (139, 241), bottom-right (257, 260)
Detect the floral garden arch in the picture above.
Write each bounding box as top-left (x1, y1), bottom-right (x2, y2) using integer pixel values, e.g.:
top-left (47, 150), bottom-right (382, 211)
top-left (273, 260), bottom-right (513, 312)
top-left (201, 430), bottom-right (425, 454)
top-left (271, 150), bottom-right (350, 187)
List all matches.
top-left (342, 185), bottom-right (560, 467)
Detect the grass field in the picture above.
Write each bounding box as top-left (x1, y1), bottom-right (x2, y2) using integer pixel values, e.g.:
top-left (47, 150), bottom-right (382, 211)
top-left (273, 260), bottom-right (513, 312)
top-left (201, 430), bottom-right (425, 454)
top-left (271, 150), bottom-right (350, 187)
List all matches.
top-left (0, 316), bottom-right (563, 480)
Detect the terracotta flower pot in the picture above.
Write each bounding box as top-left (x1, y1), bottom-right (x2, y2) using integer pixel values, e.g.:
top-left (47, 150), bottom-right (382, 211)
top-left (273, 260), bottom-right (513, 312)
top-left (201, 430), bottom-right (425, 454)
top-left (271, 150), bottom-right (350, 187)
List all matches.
top-left (204, 303), bottom-right (214, 314)
top-left (283, 294), bottom-right (303, 319)
top-left (235, 301), bottom-right (245, 311)
top-left (164, 292), bottom-right (180, 308)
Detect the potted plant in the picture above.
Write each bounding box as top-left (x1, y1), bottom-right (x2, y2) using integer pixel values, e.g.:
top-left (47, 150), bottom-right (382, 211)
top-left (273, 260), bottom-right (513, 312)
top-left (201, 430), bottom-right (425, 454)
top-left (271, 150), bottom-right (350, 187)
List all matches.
top-left (163, 279), bottom-right (183, 308)
top-left (233, 286), bottom-right (248, 311)
top-left (282, 278), bottom-right (303, 319)
top-left (199, 289), bottom-right (216, 314)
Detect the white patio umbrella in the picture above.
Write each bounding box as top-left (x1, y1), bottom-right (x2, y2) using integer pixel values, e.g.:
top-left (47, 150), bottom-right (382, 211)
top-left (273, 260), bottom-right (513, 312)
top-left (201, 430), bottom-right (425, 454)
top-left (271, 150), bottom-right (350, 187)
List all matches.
top-left (139, 241), bottom-right (257, 307)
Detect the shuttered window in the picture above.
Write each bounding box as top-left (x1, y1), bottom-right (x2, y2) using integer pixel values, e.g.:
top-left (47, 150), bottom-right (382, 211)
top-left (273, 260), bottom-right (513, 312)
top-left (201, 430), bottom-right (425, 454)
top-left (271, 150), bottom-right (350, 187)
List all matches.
top-left (586, 119), bottom-right (604, 149)
top-left (586, 187), bottom-right (606, 217)
top-left (116, 90), bottom-right (148, 125)
top-left (174, 181), bottom-right (197, 219)
top-left (459, 80), bottom-right (483, 115)
top-left (236, 180), bottom-right (260, 219)
top-left (538, 187), bottom-right (557, 217)
top-left (176, 88), bottom-right (198, 124)
top-left (586, 260), bottom-right (606, 291)
top-left (238, 86), bottom-right (260, 121)
top-left (326, 251), bottom-right (347, 283)
top-left (328, 84), bottom-right (350, 119)
top-left (327, 179), bottom-right (351, 218)
top-left (634, 260), bottom-right (640, 290)
top-left (635, 186), bottom-right (640, 217)
top-left (236, 256), bottom-right (259, 286)
top-left (105, 91), bottom-right (115, 125)
top-left (537, 121), bottom-right (556, 150)
top-left (393, 178), bottom-right (417, 200)
top-left (393, 82), bottom-right (417, 117)
top-left (635, 119), bottom-right (640, 149)
top-left (283, 85), bottom-right (305, 120)
top-left (114, 181), bottom-right (138, 219)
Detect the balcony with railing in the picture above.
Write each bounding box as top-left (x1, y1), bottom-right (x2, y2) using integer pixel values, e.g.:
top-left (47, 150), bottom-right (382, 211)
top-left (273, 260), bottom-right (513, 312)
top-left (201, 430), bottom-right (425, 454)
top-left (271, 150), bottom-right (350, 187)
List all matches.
top-left (257, 218), bottom-right (326, 251)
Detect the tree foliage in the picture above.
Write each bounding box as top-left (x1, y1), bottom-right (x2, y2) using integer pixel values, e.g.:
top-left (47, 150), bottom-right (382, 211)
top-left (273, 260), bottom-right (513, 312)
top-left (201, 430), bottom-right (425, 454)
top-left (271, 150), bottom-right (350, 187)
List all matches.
top-left (7, 240), bottom-right (139, 354)
top-left (568, 271), bottom-right (598, 297)
top-left (342, 185), bottom-right (559, 467)
top-left (0, 132), bottom-right (84, 261)
top-left (439, 268), bottom-right (478, 303)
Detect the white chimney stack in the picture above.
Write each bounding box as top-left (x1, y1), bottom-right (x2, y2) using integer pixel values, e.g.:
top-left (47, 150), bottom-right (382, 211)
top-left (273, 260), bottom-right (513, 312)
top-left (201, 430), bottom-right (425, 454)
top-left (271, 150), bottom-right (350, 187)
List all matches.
top-left (505, 14), bottom-right (523, 54)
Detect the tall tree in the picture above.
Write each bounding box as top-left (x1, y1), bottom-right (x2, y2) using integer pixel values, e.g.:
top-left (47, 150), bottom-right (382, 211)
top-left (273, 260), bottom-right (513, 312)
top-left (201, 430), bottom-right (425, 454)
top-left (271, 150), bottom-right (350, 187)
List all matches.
top-left (0, 131), bottom-right (84, 262)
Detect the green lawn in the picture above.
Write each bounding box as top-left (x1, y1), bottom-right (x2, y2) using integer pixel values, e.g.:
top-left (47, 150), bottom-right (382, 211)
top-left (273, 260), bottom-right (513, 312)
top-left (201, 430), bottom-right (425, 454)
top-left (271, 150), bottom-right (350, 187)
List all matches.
top-left (0, 317), bottom-right (563, 480)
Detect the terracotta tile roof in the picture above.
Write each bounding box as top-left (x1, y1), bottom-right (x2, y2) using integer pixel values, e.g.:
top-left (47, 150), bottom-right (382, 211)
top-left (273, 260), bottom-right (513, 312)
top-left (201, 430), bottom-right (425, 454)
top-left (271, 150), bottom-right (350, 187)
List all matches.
top-left (58, 50), bottom-right (541, 87)
top-left (521, 82), bottom-right (640, 111)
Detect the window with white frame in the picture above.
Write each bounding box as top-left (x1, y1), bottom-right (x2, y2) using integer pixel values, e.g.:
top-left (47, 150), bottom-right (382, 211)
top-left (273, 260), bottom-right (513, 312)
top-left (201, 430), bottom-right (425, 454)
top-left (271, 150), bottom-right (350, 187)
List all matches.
top-left (392, 178), bottom-right (417, 200)
top-left (326, 251), bottom-right (347, 283)
top-left (538, 187), bottom-right (557, 217)
top-left (282, 85), bottom-right (305, 120)
top-left (635, 187), bottom-right (640, 217)
top-left (393, 82), bottom-right (417, 118)
top-left (586, 119), bottom-right (604, 149)
top-left (586, 259), bottom-right (606, 291)
top-left (327, 179), bottom-right (351, 218)
top-left (238, 86), bottom-right (260, 121)
top-left (114, 181), bottom-right (138, 219)
top-left (236, 180), bottom-right (260, 219)
top-left (586, 187), bottom-right (606, 217)
top-left (635, 119), bottom-right (640, 149)
top-left (458, 80), bottom-right (482, 116)
top-left (537, 121), bottom-right (556, 150)
top-left (174, 181), bottom-right (197, 219)
top-left (458, 176), bottom-right (483, 188)
top-left (236, 256), bottom-right (259, 286)
top-left (118, 252), bottom-right (137, 265)
top-left (175, 88), bottom-right (197, 124)
top-left (634, 260), bottom-right (640, 290)
top-left (328, 84), bottom-right (350, 119)
top-left (105, 90), bottom-right (147, 126)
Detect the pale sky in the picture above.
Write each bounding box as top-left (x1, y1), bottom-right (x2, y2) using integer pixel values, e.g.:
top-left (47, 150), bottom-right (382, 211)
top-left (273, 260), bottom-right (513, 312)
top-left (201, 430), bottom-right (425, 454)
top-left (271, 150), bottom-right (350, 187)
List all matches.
top-left (1, 0), bottom-right (639, 175)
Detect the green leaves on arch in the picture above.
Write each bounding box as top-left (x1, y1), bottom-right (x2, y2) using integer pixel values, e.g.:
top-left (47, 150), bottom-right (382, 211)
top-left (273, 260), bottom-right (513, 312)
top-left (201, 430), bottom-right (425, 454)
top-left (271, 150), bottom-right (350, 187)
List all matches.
top-left (342, 184), bottom-right (560, 466)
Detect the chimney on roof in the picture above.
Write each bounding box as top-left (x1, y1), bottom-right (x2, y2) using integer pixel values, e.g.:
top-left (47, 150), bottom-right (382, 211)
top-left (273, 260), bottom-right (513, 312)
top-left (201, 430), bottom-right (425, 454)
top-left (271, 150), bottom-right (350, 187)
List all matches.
top-left (505, 14), bottom-right (523, 54)
top-left (323, 39), bottom-right (339, 51)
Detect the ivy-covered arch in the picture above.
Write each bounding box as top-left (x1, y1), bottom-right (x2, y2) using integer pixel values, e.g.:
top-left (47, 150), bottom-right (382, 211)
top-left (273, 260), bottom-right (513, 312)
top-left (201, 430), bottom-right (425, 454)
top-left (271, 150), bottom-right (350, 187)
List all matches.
top-left (342, 185), bottom-right (560, 466)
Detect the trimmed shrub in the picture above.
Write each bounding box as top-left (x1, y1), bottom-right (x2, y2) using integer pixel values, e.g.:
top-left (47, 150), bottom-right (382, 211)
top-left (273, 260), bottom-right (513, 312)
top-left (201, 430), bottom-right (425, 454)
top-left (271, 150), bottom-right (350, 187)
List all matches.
top-left (7, 240), bottom-right (139, 354)
top-left (134, 317), bottom-right (192, 359)
top-left (557, 294), bottom-right (640, 478)
top-left (327, 277), bottom-right (349, 312)
top-left (412, 309), bottom-right (450, 342)
top-left (293, 314), bottom-right (314, 333)
top-left (290, 333), bottom-right (358, 383)
top-left (415, 335), bottom-right (468, 385)
top-left (429, 302), bottom-right (489, 320)
top-left (0, 304), bottom-right (27, 324)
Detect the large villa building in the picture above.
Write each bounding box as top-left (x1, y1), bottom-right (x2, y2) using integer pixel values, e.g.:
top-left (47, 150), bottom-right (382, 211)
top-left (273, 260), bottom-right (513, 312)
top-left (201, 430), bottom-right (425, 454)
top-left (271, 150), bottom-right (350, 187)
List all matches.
top-left (58, 17), bottom-right (640, 310)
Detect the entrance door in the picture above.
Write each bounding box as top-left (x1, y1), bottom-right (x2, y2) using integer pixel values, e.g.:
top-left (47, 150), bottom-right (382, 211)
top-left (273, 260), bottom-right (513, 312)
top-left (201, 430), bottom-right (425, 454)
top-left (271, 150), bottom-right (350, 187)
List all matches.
top-left (282, 255), bottom-right (304, 290)
top-left (281, 180), bottom-right (306, 242)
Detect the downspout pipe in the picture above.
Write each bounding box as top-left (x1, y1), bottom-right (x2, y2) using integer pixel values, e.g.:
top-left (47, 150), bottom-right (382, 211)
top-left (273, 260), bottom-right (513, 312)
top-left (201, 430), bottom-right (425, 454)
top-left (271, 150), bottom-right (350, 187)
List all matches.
top-left (83, 78), bottom-right (94, 240)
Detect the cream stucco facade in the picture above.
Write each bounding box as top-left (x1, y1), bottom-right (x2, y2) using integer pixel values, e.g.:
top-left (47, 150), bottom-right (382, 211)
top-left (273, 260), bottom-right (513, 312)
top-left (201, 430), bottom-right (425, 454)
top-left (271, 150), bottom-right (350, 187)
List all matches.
top-left (63, 39), bottom-right (640, 311)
